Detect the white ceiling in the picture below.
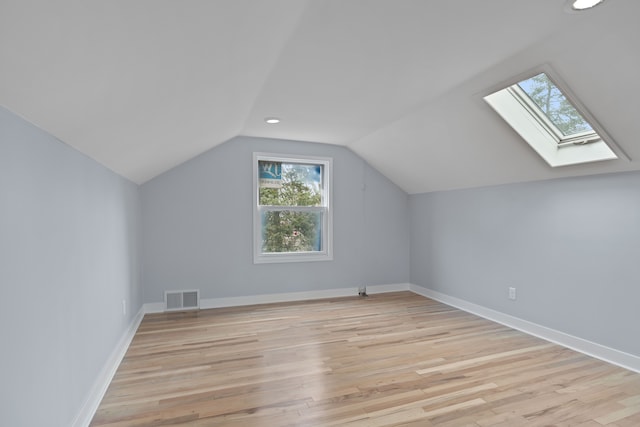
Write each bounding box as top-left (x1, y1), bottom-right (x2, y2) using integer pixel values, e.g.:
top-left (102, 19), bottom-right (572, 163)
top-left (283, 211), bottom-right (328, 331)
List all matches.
top-left (2, 0), bottom-right (639, 193)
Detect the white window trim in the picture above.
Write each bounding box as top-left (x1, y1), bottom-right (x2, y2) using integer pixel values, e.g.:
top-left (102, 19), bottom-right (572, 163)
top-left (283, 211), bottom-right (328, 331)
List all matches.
top-left (253, 152), bottom-right (333, 264)
top-left (483, 65), bottom-right (629, 167)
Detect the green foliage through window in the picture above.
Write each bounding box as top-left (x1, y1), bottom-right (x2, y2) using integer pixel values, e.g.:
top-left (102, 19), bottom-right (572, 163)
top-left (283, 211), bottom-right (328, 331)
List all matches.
top-left (259, 163), bottom-right (322, 206)
top-left (262, 211), bottom-right (321, 252)
top-left (258, 161), bottom-right (324, 253)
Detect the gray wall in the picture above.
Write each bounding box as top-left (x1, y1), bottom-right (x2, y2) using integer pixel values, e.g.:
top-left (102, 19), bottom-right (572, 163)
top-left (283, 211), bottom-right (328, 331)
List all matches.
top-left (141, 136), bottom-right (409, 302)
top-left (0, 106), bottom-right (141, 427)
top-left (410, 172), bottom-right (640, 357)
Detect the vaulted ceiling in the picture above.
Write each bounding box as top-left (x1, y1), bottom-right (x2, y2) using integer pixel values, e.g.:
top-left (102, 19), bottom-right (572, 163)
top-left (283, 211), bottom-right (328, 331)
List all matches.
top-left (2, 0), bottom-right (639, 193)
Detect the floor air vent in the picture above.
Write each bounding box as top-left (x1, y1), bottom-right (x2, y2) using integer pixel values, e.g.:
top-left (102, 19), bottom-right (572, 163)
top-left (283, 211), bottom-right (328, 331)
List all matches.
top-left (164, 289), bottom-right (200, 311)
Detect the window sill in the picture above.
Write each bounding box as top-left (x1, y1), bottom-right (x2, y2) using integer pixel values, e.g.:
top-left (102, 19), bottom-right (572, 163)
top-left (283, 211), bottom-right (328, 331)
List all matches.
top-left (253, 251), bottom-right (333, 264)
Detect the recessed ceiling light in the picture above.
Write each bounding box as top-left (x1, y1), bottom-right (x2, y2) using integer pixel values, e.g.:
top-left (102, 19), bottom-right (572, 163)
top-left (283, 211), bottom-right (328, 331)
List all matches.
top-left (264, 117), bottom-right (281, 124)
top-left (571, 0), bottom-right (604, 10)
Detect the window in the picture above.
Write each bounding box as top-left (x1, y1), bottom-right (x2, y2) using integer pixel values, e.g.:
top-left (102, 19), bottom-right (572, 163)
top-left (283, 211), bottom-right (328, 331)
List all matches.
top-left (484, 69), bottom-right (622, 167)
top-left (253, 153), bottom-right (332, 263)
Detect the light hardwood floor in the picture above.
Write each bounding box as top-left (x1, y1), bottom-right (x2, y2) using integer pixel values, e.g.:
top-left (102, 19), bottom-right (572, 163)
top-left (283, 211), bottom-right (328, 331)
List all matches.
top-left (91, 292), bottom-right (640, 426)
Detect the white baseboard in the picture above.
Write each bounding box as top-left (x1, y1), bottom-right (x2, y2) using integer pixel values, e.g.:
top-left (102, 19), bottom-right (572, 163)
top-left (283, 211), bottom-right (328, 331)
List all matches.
top-left (366, 283), bottom-right (410, 294)
top-left (144, 287), bottom-right (358, 313)
top-left (201, 287), bottom-right (356, 310)
top-left (71, 307), bottom-right (145, 427)
top-left (143, 301), bottom-right (164, 313)
top-left (410, 284), bottom-right (640, 374)
top-left (144, 284), bottom-right (411, 314)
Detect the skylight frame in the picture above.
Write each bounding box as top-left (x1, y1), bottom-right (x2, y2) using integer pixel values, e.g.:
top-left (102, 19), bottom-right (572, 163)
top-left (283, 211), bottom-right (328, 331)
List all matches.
top-left (483, 66), bottom-right (628, 167)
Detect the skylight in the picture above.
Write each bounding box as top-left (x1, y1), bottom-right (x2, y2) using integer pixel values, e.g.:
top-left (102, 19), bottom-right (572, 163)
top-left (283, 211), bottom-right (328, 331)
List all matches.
top-left (517, 73), bottom-right (593, 137)
top-left (484, 71), bottom-right (618, 167)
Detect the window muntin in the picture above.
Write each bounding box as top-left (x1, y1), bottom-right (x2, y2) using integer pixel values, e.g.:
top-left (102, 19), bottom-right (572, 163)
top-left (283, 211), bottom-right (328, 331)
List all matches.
top-left (484, 70), bottom-right (620, 167)
top-left (253, 154), bottom-right (332, 263)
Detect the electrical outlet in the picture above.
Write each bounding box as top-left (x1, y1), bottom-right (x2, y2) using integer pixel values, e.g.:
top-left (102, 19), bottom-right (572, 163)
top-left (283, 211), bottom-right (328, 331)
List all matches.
top-left (122, 299), bottom-right (127, 316)
top-left (508, 287), bottom-right (517, 300)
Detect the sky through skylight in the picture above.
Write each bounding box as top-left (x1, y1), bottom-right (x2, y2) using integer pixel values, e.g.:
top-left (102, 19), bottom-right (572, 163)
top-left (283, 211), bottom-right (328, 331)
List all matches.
top-left (517, 73), bottom-right (593, 137)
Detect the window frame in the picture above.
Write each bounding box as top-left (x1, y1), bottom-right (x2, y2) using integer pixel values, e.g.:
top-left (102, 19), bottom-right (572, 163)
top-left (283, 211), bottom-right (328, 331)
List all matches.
top-left (483, 66), bottom-right (628, 167)
top-left (253, 152), bottom-right (333, 264)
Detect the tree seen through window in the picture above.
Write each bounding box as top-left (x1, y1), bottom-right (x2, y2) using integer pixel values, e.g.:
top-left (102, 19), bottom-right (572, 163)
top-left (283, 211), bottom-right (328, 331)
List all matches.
top-left (258, 162), bottom-right (323, 253)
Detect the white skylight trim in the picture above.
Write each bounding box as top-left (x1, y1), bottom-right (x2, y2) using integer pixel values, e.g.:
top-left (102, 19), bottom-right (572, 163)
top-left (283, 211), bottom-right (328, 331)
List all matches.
top-left (484, 70), bottom-right (621, 167)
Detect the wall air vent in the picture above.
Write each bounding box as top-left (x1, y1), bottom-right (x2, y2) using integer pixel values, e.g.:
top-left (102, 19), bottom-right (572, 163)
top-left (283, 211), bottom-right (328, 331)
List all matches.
top-left (164, 289), bottom-right (200, 312)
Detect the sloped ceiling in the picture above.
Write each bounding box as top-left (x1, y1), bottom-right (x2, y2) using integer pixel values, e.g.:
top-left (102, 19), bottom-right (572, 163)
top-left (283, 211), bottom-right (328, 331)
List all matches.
top-left (2, 0), bottom-right (639, 193)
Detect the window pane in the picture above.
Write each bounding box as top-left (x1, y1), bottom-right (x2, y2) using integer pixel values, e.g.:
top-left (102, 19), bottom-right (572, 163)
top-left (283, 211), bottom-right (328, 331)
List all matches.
top-left (258, 161), bottom-right (322, 206)
top-left (517, 73), bottom-right (593, 136)
top-left (261, 210), bottom-right (322, 253)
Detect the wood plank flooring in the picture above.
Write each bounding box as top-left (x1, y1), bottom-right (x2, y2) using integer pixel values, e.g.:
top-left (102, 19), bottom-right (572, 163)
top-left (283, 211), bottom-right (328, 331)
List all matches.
top-left (91, 292), bottom-right (640, 426)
